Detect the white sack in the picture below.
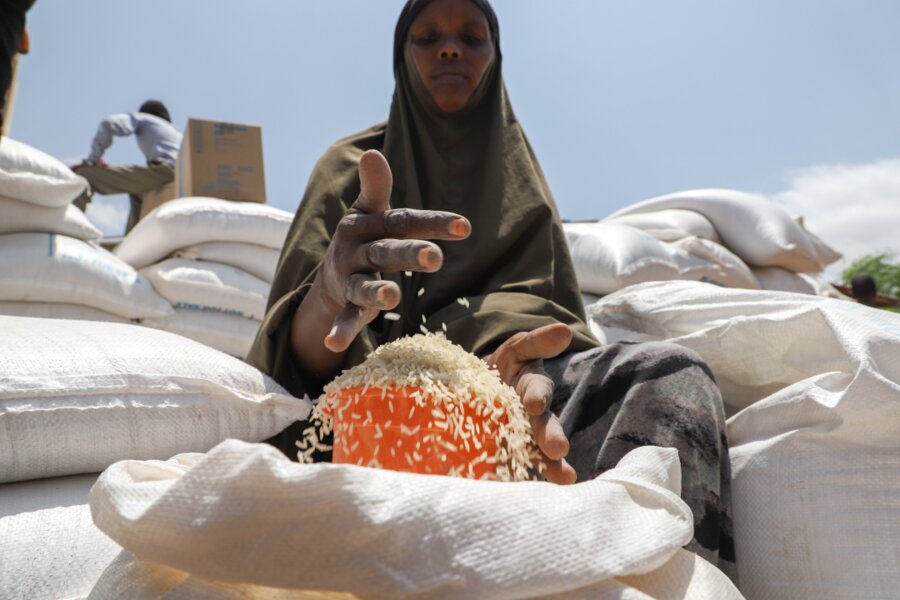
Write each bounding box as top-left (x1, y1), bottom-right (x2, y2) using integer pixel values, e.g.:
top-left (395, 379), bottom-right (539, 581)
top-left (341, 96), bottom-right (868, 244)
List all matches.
top-left (586, 281), bottom-right (900, 599)
top-left (0, 301), bottom-right (131, 323)
top-left (802, 272), bottom-right (852, 300)
top-left (564, 222), bottom-right (681, 295)
top-left (794, 214), bottom-right (842, 267)
top-left (143, 309), bottom-right (261, 359)
top-left (606, 189), bottom-right (824, 273)
top-left (0, 316), bottom-right (311, 483)
top-left (88, 549), bottom-right (739, 600)
top-left (0, 233), bottom-right (172, 320)
top-left (89, 440), bottom-right (741, 599)
top-left (604, 209), bottom-right (721, 243)
top-left (114, 198), bottom-right (293, 269)
top-left (0, 196), bottom-right (101, 240)
top-left (141, 258), bottom-right (269, 320)
top-left (0, 137), bottom-right (88, 206)
top-left (0, 474), bottom-right (121, 600)
top-left (751, 266), bottom-right (817, 295)
top-left (564, 223), bottom-right (758, 295)
top-left (176, 241), bottom-right (280, 283)
top-left (672, 237), bottom-right (760, 290)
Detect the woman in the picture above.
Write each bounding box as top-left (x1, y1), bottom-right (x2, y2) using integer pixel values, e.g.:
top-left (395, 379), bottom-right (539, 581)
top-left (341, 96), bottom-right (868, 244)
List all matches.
top-left (250, 0), bottom-right (735, 580)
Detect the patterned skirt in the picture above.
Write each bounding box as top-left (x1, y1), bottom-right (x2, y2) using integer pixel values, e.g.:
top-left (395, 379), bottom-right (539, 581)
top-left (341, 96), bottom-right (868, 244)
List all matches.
top-left (545, 341), bottom-right (736, 582)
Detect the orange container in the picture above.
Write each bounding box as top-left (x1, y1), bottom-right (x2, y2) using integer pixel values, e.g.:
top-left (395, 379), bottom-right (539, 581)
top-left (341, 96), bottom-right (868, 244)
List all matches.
top-left (325, 386), bottom-right (503, 479)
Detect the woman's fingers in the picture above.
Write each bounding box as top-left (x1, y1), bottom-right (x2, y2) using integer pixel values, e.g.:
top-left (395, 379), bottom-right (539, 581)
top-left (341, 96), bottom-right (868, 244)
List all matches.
top-left (526, 392), bottom-right (576, 484)
top-left (361, 239), bottom-right (444, 274)
top-left (342, 208), bottom-right (470, 243)
top-left (344, 275), bottom-right (400, 311)
top-left (354, 150), bottom-right (393, 214)
top-left (530, 411), bottom-right (569, 461)
top-left (323, 303), bottom-right (379, 352)
top-left (543, 456), bottom-right (577, 485)
top-left (507, 323), bottom-right (573, 362)
top-left (516, 363), bottom-right (553, 416)
top-left (489, 324), bottom-right (572, 385)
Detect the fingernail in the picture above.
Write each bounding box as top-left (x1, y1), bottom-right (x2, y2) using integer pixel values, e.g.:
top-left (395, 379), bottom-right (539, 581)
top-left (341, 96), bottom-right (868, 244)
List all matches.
top-left (450, 218), bottom-right (469, 237)
top-left (419, 247), bottom-right (438, 270)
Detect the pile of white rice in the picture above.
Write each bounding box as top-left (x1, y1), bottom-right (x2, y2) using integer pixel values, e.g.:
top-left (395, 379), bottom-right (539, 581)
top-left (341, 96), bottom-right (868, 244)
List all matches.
top-left (298, 332), bottom-right (543, 482)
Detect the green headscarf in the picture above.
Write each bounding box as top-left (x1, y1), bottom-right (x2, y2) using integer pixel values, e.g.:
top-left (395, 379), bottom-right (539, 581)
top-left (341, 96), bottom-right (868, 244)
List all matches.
top-left (248, 0), bottom-right (597, 401)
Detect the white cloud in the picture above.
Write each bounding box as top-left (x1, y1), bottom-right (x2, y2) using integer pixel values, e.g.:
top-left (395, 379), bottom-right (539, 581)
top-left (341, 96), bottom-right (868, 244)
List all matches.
top-left (84, 195), bottom-right (130, 238)
top-left (773, 159), bottom-right (900, 278)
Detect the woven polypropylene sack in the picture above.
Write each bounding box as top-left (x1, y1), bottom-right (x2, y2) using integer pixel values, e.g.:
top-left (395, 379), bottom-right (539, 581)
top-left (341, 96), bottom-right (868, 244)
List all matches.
top-left (671, 237), bottom-right (760, 290)
top-left (587, 281), bottom-right (900, 599)
top-left (0, 232), bottom-right (172, 320)
top-left (0, 197), bottom-right (101, 240)
top-left (606, 189), bottom-right (824, 272)
top-left (141, 258), bottom-right (269, 320)
top-left (143, 308), bottom-right (261, 359)
top-left (0, 316), bottom-right (311, 483)
top-left (87, 440), bottom-right (741, 599)
top-left (794, 215), bottom-right (842, 267)
top-left (0, 301), bottom-right (131, 323)
top-left (176, 241), bottom-right (280, 283)
top-left (114, 198), bottom-right (293, 269)
top-left (0, 137), bottom-right (88, 206)
top-left (564, 223), bottom-right (757, 295)
top-left (0, 474), bottom-right (121, 600)
top-left (87, 547), bottom-right (740, 600)
top-left (751, 266), bottom-right (817, 295)
top-left (604, 209), bottom-right (721, 244)
top-left (563, 222), bottom-right (681, 295)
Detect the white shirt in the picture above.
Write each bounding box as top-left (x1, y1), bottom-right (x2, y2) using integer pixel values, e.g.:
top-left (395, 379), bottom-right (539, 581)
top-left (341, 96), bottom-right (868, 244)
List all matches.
top-left (87, 112), bottom-right (182, 166)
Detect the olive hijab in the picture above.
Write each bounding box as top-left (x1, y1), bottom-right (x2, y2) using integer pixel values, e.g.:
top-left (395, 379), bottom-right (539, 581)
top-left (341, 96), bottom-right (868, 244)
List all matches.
top-left (248, 0), bottom-right (597, 400)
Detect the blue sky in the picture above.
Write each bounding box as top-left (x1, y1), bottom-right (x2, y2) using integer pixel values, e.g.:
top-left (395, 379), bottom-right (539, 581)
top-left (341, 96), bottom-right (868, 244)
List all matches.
top-left (12, 0), bottom-right (900, 269)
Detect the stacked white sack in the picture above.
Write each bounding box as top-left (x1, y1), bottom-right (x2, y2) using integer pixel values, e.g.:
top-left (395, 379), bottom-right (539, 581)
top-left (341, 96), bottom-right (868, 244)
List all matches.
top-left (605, 189), bottom-right (841, 273)
top-left (0, 315), bottom-right (311, 484)
top-left (751, 266), bottom-right (849, 299)
top-left (0, 136), bottom-right (89, 207)
top-left (0, 137), bottom-right (97, 240)
top-left (0, 139), bottom-right (155, 322)
top-left (564, 222), bottom-right (760, 297)
top-left (0, 474), bottom-right (121, 600)
top-left (0, 232), bottom-right (171, 321)
top-left (604, 208), bottom-right (722, 244)
top-left (586, 281), bottom-right (900, 600)
top-left (114, 197), bottom-right (292, 269)
top-left (87, 441), bottom-right (742, 599)
top-left (116, 197), bottom-right (292, 358)
top-left (176, 241), bottom-right (280, 283)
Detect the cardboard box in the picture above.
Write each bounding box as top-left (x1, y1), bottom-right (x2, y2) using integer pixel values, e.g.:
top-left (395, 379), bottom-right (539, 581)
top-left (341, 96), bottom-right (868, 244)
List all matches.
top-left (175, 118), bottom-right (266, 203)
top-left (139, 180), bottom-right (176, 220)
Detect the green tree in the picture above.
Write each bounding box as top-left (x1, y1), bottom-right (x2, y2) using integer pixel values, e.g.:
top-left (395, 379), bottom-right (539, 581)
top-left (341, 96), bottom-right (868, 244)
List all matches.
top-left (842, 253), bottom-right (900, 298)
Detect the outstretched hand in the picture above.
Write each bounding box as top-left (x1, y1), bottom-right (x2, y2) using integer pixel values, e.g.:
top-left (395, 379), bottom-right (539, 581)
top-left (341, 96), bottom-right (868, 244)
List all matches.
top-left (484, 323), bottom-right (577, 485)
top-left (292, 150), bottom-right (471, 378)
top-left (312, 150), bottom-right (471, 352)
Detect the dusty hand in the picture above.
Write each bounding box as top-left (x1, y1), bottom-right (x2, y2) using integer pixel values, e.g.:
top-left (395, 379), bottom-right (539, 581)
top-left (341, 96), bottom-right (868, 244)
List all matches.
top-left (316, 150), bottom-right (471, 352)
top-left (484, 323), bottom-right (577, 485)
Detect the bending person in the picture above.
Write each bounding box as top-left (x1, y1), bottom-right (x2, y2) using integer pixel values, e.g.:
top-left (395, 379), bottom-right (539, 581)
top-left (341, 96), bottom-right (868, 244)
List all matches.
top-left (249, 0), bottom-right (735, 580)
top-left (72, 99), bottom-right (182, 234)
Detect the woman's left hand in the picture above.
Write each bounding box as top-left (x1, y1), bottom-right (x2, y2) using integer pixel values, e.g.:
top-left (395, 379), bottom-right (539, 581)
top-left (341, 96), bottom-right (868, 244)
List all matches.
top-left (483, 323), bottom-right (577, 485)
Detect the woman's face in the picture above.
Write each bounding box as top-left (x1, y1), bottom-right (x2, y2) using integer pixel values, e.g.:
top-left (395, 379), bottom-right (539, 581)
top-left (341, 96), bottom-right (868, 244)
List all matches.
top-left (409, 0), bottom-right (495, 113)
